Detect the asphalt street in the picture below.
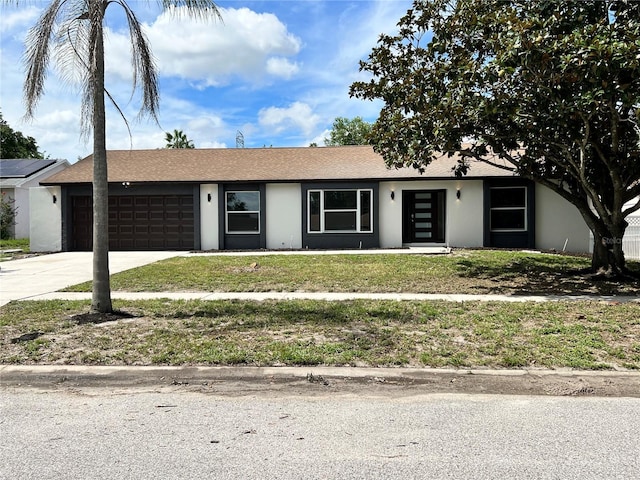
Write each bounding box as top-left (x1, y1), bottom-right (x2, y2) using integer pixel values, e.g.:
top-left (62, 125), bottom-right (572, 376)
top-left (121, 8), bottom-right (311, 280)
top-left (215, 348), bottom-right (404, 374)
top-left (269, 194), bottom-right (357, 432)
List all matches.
top-left (1, 386), bottom-right (638, 480)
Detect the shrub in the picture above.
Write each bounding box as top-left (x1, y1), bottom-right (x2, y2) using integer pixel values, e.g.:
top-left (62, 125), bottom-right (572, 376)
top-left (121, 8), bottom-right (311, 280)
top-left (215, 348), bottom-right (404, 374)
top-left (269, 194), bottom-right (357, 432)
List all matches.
top-left (0, 192), bottom-right (17, 240)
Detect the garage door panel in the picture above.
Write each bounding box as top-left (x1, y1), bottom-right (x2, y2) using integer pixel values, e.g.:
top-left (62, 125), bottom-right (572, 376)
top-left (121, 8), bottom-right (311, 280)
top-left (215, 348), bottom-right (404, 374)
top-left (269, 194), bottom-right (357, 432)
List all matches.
top-left (71, 194), bottom-right (194, 251)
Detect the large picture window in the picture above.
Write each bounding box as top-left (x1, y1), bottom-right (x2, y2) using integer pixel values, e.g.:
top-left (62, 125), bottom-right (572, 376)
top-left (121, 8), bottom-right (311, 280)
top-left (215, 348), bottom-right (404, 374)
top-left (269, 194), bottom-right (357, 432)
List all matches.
top-left (308, 189), bottom-right (373, 233)
top-left (490, 187), bottom-right (526, 231)
top-left (226, 191), bottom-right (260, 234)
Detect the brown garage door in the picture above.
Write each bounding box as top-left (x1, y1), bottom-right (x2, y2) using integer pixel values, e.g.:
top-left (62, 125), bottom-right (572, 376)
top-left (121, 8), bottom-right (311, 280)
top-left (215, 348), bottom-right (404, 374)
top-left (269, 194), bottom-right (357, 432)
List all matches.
top-left (71, 195), bottom-right (194, 251)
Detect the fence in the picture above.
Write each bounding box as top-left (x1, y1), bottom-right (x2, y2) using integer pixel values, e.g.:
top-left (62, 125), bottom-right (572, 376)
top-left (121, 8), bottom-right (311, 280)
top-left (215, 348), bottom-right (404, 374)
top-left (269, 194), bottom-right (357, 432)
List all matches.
top-left (624, 216), bottom-right (640, 261)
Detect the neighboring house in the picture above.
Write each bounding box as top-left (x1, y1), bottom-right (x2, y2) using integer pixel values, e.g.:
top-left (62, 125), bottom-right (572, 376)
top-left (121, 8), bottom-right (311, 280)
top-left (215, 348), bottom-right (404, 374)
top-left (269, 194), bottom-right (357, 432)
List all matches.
top-left (35, 145), bottom-right (590, 253)
top-left (0, 158), bottom-right (69, 239)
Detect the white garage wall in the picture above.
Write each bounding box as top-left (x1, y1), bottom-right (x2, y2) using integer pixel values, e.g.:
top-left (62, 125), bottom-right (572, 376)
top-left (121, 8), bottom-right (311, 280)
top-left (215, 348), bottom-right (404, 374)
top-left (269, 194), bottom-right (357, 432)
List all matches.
top-left (535, 184), bottom-right (590, 253)
top-left (266, 183), bottom-right (302, 249)
top-left (379, 180), bottom-right (485, 248)
top-left (29, 186), bottom-right (61, 252)
top-left (200, 184), bottom-right (219, 250)
top-left (13, 187), bottom-right (31, 239)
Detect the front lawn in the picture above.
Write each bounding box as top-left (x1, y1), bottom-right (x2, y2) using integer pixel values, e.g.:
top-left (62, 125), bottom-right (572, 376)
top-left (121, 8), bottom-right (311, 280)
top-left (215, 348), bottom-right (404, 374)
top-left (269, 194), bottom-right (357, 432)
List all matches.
top-left (64, 249), bottom-right (640, 295)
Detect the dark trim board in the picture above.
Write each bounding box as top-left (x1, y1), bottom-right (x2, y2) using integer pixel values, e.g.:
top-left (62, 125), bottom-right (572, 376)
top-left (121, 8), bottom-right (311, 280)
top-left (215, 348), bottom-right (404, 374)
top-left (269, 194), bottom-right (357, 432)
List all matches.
top-left (301, 182), bottom-right (380, 249)
top-left (218, 184), bottom-right (267, 250)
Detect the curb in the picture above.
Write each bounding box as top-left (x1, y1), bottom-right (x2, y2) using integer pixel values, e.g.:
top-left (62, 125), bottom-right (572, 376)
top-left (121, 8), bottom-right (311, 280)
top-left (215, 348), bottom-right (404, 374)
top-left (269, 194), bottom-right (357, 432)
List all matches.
top-left (2, 365), bottom-right (639, 398)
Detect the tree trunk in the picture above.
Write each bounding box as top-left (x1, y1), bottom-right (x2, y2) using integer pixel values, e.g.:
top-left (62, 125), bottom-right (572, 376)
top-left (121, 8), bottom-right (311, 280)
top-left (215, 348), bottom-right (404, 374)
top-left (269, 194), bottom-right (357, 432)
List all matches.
top-left (90, 8), bottom-right (112, 314)
top-left (590, 225), bottom-right (627, 277)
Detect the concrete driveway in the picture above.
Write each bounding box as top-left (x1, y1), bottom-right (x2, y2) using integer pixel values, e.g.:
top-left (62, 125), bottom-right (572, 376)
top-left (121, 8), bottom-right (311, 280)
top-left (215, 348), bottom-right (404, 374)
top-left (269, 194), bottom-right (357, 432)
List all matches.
top-left (0, 251), bottom-right (178, 306)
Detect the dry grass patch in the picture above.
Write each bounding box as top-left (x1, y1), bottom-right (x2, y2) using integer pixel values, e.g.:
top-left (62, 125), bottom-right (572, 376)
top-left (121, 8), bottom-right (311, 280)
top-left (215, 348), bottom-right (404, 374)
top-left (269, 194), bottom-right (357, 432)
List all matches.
top-left (1, 299), bottom-right (639, 370)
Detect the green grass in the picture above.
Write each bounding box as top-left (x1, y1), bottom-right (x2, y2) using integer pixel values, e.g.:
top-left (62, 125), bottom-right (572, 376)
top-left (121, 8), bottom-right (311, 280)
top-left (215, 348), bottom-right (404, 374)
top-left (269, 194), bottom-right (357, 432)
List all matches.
top-left (0, 238), bottom-right (29, 260)
top-left (5, 249), bottom-right (640, 370)
top-left (0, 238), bottom-right (29, 250)
top-left (1, 298), bottom-right (639, 370)
top-left (63, 249), bottom-right (640, 295)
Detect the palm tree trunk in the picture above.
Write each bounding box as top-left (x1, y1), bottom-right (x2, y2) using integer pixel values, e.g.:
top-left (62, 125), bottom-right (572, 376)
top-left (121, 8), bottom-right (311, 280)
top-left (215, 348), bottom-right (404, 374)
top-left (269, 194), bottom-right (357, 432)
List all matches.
top-left (90, 7), bottom-right (112, 314)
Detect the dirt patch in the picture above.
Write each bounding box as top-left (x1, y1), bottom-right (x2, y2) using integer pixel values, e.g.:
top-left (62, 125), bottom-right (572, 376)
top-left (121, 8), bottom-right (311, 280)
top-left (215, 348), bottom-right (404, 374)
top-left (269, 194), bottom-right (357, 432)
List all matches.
top-left (1, 366), bottom-right (638, 398)
top-left (71, 310), bottom-right (138, 325)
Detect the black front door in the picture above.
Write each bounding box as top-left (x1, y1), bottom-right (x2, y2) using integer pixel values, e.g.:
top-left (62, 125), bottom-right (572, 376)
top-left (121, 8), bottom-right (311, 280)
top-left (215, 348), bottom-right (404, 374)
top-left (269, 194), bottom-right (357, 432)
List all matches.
top-left (402, 190), bottom-right (446, 243)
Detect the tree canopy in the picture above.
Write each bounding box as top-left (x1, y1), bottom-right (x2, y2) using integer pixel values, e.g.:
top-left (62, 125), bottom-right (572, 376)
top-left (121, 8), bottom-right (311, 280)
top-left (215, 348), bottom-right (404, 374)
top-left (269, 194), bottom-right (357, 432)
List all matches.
top-left (350, 0), bottom-right (640, 274)
top-left (165, 129), bottom-right (195, 148)
top-left (0, 113), bottom-right (43, 159)
top-left (324, 116), bottom-right (372, 146)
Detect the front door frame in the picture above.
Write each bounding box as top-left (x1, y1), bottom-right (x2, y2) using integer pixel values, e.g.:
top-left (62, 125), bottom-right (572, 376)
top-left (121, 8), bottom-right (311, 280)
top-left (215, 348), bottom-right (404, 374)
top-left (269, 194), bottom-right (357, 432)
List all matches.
top-left (402, 189), bottom-right (446, 244)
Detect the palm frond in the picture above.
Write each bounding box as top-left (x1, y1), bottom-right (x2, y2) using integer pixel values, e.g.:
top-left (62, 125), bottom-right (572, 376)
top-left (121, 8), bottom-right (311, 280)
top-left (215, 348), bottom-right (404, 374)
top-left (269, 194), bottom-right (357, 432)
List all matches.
top-left (161, 0), bottom-right (223, 22)
top-left (23, 0), bottom-right (66, 118)
top-left (118, 1), bottom-right (160, 123)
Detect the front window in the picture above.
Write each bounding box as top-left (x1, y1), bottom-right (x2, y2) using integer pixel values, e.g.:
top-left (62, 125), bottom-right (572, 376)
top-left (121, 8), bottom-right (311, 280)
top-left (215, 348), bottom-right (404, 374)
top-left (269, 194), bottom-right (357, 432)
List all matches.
top-left (308, 189), bottom-right (373, 233)
top-left (226, 191), bottom-right (260, 234)
top-left (490, 187), bottom-right (526, 231)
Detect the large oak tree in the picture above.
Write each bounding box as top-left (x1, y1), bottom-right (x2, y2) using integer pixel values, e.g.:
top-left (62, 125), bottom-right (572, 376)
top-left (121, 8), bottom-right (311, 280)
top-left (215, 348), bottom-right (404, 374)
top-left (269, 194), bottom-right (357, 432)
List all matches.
top-left (351, 0), bottom-right (640, 275)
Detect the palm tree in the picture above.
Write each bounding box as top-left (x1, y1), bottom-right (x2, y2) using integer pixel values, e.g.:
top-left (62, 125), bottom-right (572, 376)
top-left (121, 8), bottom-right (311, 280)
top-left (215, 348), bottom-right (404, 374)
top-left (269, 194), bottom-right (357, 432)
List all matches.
top-left (21, 0), bottom-right (221, 313)
top-left (165, 129), bottom-right (195, 148)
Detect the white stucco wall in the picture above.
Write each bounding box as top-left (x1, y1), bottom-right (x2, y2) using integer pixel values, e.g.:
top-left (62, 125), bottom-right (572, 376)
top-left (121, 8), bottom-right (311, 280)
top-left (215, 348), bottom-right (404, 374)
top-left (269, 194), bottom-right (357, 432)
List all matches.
top-left (200, 184), bottom-right (219, 250)
top-left (379, 180), bottom-right (485, 248)
top-left (13, 187), bottom-right (31, 239)
top-left (535, 184), bottom-right (590, 253)
top-left (29, 186), bottom-right (62, 252)
top-left (7, 160), bottom-right (70, 239)
top-left (266, 183), bottom-right (302, 249)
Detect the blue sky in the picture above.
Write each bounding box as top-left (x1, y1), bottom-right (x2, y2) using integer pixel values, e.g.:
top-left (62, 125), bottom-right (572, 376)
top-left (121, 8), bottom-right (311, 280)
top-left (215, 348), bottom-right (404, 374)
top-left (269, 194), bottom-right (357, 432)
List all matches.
top-left (0, 0), bottom-right (413, 162)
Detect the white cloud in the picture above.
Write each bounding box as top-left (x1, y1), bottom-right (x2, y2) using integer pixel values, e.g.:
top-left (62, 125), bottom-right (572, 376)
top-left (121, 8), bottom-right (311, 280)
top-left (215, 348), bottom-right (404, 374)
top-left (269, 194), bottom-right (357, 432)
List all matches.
top-left (0, 1), bottom-right (411, 159)
top-left (0, 6), bottom-right (40, 35)
top-left (102, 7), bottom-right (302, 86)
top-left (258, 102), bottom-right (320, 136)
top-left (310, 129), bottom-right (331, 147)
top-left (265, 57), bottom-right (299, 79)
top-left (199, 140), bottom-right (227, 149)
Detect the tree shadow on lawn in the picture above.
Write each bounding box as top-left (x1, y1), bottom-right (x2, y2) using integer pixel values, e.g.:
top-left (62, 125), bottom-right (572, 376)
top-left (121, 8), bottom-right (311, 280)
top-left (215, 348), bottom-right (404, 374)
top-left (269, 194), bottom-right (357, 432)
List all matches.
top-left (10, 331), bottom-right (44, 344)
top-left (455, 255), bottom-right (640, 296)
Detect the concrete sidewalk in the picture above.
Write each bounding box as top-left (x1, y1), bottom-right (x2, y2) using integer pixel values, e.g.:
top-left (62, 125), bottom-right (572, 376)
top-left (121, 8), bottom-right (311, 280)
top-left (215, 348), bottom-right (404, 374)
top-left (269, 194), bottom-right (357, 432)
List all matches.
top-left (26, 290), bottom-right (640, 303)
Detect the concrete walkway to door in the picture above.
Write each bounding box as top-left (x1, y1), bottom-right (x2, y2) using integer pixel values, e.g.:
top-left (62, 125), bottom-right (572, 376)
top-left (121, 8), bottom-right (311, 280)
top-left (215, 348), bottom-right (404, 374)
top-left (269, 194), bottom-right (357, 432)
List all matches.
top-left (0, 251), bottom-right (179, 306)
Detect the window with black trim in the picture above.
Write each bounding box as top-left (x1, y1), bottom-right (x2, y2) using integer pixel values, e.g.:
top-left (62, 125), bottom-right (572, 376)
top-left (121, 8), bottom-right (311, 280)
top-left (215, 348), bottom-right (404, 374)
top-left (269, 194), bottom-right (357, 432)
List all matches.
top-left (308, 189), bottom-right (373, 233)
top-left (226, 191), bottom-right (260, 234)
top-left (490, 187), bottom-right (526, 231)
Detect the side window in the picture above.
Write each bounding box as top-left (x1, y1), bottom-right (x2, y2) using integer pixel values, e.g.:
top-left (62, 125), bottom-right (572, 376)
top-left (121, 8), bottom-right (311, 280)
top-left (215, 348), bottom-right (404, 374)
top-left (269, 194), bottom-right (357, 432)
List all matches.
top-left (490, 187), bottom-right (526, 231)
top-left (226, 191), bottom-right (260, 234)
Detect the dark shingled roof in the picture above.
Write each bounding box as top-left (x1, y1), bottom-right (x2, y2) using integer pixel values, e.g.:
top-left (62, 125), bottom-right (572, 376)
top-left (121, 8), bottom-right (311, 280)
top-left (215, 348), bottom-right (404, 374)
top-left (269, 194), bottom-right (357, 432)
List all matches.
top-left (0, 159), bottom-right (56, 179)
top-left (42, 145), bottom-right (516, 185)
